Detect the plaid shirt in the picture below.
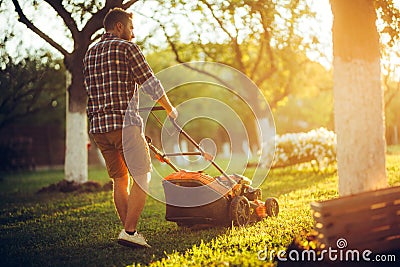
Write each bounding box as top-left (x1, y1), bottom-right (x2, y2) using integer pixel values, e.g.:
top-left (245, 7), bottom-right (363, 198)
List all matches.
top-left (83, 33), bottom-right (165, 133)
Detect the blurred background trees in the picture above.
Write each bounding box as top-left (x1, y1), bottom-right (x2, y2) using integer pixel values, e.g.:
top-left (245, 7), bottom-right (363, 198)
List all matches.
top-left (139, 0), bottom-right (333, 134)
top-left (0, 0), bottom-right (399, 173)
top-left (0, 50), bottom-right (65, 132)
top-left (0, 32), bottom-right (65, 171)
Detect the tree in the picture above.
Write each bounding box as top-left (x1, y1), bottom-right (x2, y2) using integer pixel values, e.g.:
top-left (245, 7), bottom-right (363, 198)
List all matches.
top-left (0, 51), bottom-right (65, 132)
top-left (382, 47), bottom-right (400, 145)
top-left (330, 0), bottom-right (387, 196)
top-left (11, 0), bottom-right (139, 183)
top-left (139, 0), bottom-right (319, 150)
top-left (0, 29), bottom-right (66, 132)
top-left (273, 61), bottom-right (334, 134)
top-left (376, 0), bottom-right (400, 145)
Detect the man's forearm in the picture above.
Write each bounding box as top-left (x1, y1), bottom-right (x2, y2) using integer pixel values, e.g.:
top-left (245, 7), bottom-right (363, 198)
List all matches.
top-left (157, 94), bottom-right (174, 114)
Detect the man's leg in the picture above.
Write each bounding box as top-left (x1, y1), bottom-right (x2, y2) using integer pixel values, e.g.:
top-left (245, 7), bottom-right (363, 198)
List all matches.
top-left (116, 126), bottom-right (152, 247)
top-left (117, 172), bottom-right (151, 248)
top-left (124, 172), bottom-right (150, 232)
top-left (92, 129), bottom-right (151, 247)
top-left (112, 174), bottom-right (130, 226)
top-left (91, 130), bottom-right (131, 226)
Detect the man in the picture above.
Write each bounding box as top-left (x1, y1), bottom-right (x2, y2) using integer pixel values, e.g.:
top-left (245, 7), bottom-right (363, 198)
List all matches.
top-left (83, 8), bottom-right (177, 248)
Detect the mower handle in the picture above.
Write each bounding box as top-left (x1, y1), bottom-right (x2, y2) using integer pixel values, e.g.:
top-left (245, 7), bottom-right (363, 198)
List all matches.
top-left (140, 106), bottom-right (237, 186)
top-left (138, 106), bottom-right (165, 112)
top-left (169, 119), bottom-right (236, 185)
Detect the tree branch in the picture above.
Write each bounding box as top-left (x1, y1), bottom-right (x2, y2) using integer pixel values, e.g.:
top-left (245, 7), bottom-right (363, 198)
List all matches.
top-left (11, 0), bottom-right (70, 56)
top-left (82, 0), bottom-right (117, 42)
top-left (197, 37), bottom-right (224, 64)
top-left (252, 11), bottom-right (276, 82)
top-left (91, 32), bottom-right (103, 43)
top-left (137, 11), bottom-right (233, 89)
top-left (122, 0), bottom-right (138, 10)
top-left (44, 0), bottom-right (79, 41)
top-left (199, 0), bottom-right (234, 40)
top-left (199, 0), bottom-right (246, 72)
top-left (83, 0), bottom-right (138, 41)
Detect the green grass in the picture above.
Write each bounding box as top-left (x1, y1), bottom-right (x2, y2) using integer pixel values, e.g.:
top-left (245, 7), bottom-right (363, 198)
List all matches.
top-left (1, 148), bottom-right (399, 267)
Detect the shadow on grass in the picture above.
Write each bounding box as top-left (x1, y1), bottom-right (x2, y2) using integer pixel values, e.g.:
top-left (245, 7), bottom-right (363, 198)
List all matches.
top-left (0, 166), bottom-right (338, 266)
top-left (1, 228), bottom-right (228, 267)
top-left (0, 189), bottom-right (228, 267)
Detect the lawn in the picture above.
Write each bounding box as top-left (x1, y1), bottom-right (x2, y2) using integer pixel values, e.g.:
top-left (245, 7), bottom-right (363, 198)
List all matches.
top-left (0, 146), bottom-right (399, 267)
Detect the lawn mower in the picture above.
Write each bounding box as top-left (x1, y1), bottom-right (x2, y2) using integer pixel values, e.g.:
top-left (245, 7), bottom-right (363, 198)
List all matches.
top-left (142, 106), bottom-right (279, 227)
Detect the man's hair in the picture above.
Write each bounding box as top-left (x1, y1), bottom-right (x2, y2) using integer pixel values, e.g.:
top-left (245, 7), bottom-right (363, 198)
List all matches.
top-left (103, 8), bottom-right (133, 31)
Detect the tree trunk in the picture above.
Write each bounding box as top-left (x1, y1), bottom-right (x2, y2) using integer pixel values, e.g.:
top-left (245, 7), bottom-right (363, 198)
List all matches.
top-left (11, 0), bottom-right (139, 184)
top-left (331, 0), bottom-right (387, 196)
top-left (64, 69), bottom-right (88, 183)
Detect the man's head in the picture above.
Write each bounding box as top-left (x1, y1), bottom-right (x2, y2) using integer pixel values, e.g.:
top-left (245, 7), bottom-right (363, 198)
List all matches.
top-left (103, 8), bottom-right (134, 41)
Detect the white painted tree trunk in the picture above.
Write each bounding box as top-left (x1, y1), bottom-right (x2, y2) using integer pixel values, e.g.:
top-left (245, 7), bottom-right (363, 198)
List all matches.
top-left (64, 71), bottom-right (88, 183)
top-left (331, 0), bottom-right (387, 196)
top-left (333, 58), bottom-right (387, 196)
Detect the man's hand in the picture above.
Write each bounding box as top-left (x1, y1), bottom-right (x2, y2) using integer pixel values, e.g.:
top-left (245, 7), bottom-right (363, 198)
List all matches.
top-left (157, 94), bottom-right (178, 119)
top-left (168, 107), bottom-right (178, 119)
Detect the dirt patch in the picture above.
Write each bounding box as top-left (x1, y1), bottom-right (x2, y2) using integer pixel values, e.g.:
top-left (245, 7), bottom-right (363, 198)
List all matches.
top-left (37, 179), bottom-right (112, 194)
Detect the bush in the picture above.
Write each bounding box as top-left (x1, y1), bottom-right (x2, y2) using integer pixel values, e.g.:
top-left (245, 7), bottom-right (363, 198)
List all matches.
top-left (0, 137), bottom-right (35, 172)
top-left (262, 128), bottom-right (337, 171)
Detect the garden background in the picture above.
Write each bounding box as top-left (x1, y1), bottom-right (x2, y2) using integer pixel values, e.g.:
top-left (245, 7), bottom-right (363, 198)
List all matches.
top-left (1, 0), bottom-right (400, 266)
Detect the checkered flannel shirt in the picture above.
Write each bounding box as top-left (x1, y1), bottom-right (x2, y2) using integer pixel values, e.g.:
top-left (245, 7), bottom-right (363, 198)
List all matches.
top-left (83, 33), bottom-right (165, 133)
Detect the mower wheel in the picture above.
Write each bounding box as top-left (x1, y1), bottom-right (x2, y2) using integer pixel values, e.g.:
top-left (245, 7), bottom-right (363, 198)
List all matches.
top-left (265, 197), bottom-right (279, 217)
top-left (230, 196), bottom-right (251, 226)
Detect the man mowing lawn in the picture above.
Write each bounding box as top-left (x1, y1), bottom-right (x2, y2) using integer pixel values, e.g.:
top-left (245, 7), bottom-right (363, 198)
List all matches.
top-left (83, 8), bottom-right (177, 248)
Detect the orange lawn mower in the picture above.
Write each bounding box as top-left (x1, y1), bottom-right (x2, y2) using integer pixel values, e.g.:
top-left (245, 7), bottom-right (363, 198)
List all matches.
top-left (142, 106), bottom-right (279, 227)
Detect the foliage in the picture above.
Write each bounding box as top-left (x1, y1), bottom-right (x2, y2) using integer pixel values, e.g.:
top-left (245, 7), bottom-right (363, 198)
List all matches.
top-left (381, 42), bottom-right (400, 145)
top-left (136, 0), bottom-right (334, 139)
top-left (384, 77), bottom-right (400, 144)
top-left (374, 0), bottom-right (400, 47)
top-left (0, 150), bottom-right (399, 266)
top-left (8, 0), bottom-right (144, 183)
top-left (0, 50), bottom-right (66, 132)
top-left (262, 128), bottom-right (336, 171)
top-left (273, 61), bottom-right (334, 133)
top-left (134, 0), bottom-right (321, 114)
top-left (166, 83), bottom-right (257, 146)
top-left (0, 137), bottom-right (35, 172)
top-left (144, 48), bottom-right (334, 146)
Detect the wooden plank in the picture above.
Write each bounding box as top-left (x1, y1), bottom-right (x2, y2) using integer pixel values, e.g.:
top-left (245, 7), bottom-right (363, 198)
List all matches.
top-left (316, 203), bottom-right (399, 226)
top-left (315, 212), bottom-right (399, 241)
top-left (311, 186), bottom-right (400, 253)
top-left (312, 204), bottom-right (399, 231)
top-left (310, 186), bottom-right (400, 212)
top-left (317, 203), bottom-right (400, 219)
top-left (313, 207), bottom-right (399, 225)
top-left (311, 193), bottom-right (400, 217)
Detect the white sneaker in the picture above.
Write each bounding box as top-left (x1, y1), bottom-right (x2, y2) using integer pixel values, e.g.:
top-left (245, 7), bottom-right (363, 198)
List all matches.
top-left (117, 230), bottom-right (151, 248)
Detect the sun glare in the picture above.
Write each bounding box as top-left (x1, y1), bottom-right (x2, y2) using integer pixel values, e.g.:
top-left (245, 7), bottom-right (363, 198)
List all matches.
top-left (310, 0), bottom-right (400, 75)
top-left (4, 0), bottom-right (400, 73)
top-left (306, 0), bottom-right (333, 69)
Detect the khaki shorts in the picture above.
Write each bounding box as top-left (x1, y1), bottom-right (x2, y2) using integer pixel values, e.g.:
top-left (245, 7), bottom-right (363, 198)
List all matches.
top-left (91, 126), bottom-right (151, 179)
